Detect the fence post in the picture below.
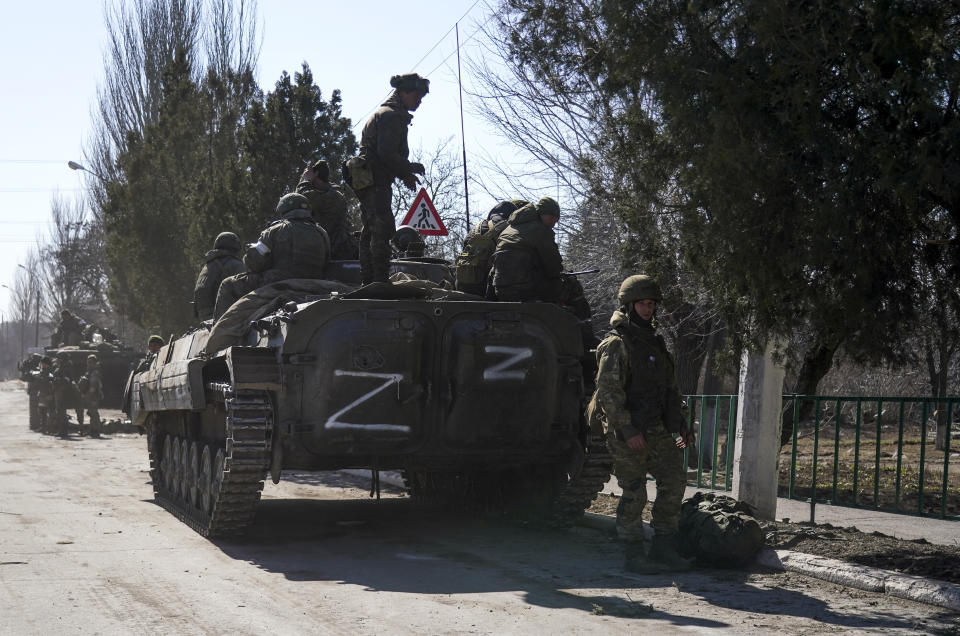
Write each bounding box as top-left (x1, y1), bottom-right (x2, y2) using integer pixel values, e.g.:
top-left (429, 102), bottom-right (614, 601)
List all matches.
top-left (732, 341), bottom-right (786, 520)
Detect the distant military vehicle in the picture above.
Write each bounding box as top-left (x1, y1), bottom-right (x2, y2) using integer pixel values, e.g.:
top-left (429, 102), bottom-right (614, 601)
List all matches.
top-left (127, 258), bottom-right (611, 537)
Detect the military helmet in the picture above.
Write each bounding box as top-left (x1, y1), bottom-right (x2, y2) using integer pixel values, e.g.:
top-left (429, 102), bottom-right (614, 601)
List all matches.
top-left (87, 354), bottom-right (99, 366)
top-left (487, 200), bottom-right (519, 221)
top-left (147, 335), bottom-right (164, 346)
top-left (214, 231), bottom-right (241, 252)
top-left (617, 274), bottom-right (663, 306)
top-left (276, 192), bottom-right (312, 216)
top-left (392, 225), bottom-right (425, 256)
top-left (390, 72), bottom-right (430, 94)
top-left (535, 196), bottom-right (560, 219)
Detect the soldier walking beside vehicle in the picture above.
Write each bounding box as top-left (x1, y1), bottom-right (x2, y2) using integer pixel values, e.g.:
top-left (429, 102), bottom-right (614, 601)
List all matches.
top-left (193, 232), bottom-right (245, 321)
top-left (82, 354), bottom-right (104, 438)
top-left (594, 274), bottom-right (695, 572)
top-left (352, 72), bottom-right (429, 284)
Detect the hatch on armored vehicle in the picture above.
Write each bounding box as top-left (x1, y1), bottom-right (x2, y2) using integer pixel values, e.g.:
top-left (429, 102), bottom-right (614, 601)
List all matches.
top-left (127, 259), bottom-right (611, 537)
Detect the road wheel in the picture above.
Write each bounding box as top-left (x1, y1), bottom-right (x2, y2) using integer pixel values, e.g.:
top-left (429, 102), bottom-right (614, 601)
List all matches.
top-left (198, 445), bottom-right (214, 515)
top-left (183, 441), bottom-right (199, 508)
top-left (162, 435), bottom-right (176, 492)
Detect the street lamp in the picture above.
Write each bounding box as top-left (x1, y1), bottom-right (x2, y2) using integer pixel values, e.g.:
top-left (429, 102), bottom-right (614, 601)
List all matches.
top-left (68, 160), bottom-right (108, 183)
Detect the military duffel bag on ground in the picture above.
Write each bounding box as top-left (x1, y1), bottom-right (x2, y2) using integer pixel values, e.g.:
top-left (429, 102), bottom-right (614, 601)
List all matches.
top-left (677, 491), bottom-right (765, 567)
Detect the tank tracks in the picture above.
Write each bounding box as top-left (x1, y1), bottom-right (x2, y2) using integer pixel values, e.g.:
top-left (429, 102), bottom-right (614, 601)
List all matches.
top-left (404, 437), bottom-right (613, 529)
top-left (147, 382), bottom-right (272, 537)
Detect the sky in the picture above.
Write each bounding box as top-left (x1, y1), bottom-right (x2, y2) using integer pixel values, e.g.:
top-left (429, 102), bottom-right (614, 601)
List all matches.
top-left (0, 0), bottom-right (512, 320)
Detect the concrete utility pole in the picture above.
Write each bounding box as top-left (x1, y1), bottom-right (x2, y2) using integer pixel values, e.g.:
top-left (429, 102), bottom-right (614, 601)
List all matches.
top-left (732, 341), bottom-right (786, 520)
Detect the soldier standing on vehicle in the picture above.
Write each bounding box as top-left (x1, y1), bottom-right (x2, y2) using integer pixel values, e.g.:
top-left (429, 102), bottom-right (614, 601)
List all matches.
top-left (594, 274), bottom-right (695, 573)
top-left (51, 309), bottom-right (84, 347)
top-left (353, 73), bottom-right (429, 284)
top-left (454, 199), bottom-right (527, 296)
top-left (83, 354), bottom-right (104, 438)
top-left (297, 160), bottom-right (356, 260)
top-left (193, 232), bottom-right (245, 321)
top-left (214, 193), bottom-right (330, 317)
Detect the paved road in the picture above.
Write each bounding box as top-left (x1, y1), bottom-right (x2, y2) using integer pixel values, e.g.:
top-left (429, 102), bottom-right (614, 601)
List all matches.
top-left (1, 381), bottom-right (957, 634)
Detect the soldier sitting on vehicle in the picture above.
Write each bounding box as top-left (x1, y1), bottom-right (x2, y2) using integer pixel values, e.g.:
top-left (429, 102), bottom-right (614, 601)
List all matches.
top-left (297, 159), bottom-right (357, 260)
top-left (455, 199), bottom-right (527, 297)
top-left (134, 335), bottom-right (165, 374)
top-left (391, 225), bottom-right (426, 258)
top-left (214, 193), bottom-right (331, 318)
top-left (51, 309), bottom-right (84, 347)
top-left (193, 231), bottom-right (245, 321)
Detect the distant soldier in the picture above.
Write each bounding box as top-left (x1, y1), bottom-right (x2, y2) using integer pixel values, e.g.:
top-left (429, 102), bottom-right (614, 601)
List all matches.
top-left (353, 72), bottom-right (430, 284)
top-left (82, 354), bottom-right (104, 438)
top-left (297, 159), bottom-right (357, 260)
top-left (490, 197), bottom-right (564, 302)
top-left (134, 335), bottom-right (164, 374)
top-left (27, 356), bottom-right (55, 432)
top-left (391, 225), bottom-right (426, 258)
top-left (194, 232), bottom-right (245, 321)
top-left (594, 275), bottom-right (695, 573)
top-left (51, 309), bottom-right (84, 347)
top-left (454, 200), bottom-right (527, 296)
top-left (214, 193), bottom-right (330, 318)
top-left (52, 356), bottom-right (79, 438)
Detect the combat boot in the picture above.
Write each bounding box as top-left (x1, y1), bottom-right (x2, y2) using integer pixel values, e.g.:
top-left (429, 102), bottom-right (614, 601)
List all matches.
top-left (648, 533), bottom-right (694, 571)
top-left (624, 541), bottom-right (664, 574)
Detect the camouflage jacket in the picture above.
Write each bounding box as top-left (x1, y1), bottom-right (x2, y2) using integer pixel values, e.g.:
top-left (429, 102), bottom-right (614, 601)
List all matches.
top-left (594, 310), bottom-right (683, 439)
top-left (490, 204), bottom-right (563, 300)
top-left (359, 95), bottom-right (415, 184)
top-left (85, 367), bottom-right (103, 403)
top-left (295, 181), bottom-right (355, 260)
top-left (194, 249), bottom-right (244, 320)
top-left (243, 209), bottom-right (330, 279)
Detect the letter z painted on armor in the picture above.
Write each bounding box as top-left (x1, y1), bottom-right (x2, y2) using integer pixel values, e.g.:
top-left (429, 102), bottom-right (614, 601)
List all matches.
top-left (483, 346), bottom-right (532, 381)
top-left (325, 370), bottom-right (410, 432)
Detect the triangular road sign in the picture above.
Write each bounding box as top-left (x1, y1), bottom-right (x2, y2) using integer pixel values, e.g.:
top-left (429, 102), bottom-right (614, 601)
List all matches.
top-left (400, 187), bottom-right (448, 236)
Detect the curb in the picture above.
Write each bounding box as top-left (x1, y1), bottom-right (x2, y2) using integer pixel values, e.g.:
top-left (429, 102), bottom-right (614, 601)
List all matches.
top-left (585, 511), bottom-right (960, 613)
top-left (756, 549), bottom-right (960, 613)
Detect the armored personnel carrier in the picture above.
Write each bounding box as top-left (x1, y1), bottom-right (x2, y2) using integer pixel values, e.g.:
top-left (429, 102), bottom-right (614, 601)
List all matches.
top-left (127, 259), bottom-right (611, 537)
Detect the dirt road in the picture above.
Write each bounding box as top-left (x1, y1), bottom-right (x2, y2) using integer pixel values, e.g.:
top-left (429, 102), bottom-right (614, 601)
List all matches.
top-left (0, 381), bottom-right (956, 634)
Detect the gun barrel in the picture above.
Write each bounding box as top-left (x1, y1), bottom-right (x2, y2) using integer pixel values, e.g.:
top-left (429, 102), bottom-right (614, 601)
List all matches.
top-left (564, 269), bottom-right (601, 276)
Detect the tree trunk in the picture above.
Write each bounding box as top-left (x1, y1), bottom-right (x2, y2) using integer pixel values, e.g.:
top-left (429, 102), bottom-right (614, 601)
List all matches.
top-left (780, 336), bottom-right (840, 446)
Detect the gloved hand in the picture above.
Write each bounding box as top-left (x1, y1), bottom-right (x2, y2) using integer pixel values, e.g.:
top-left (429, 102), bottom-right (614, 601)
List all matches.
top-left (409, 162), bottom-right (425, 175)
top-left (402, 173), bottom-right (420, 191)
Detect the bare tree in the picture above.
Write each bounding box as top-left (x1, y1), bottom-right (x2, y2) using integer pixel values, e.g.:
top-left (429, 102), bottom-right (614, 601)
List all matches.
top-left (391, 138), bottom-right (467, 261)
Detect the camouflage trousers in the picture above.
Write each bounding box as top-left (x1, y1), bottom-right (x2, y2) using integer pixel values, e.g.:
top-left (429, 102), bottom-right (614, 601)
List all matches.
top-left (607, 426), bottom-right (686, 541)
top-left (357, 183), bottom-right (396, 284)
top-left (214, 270), bottom-right (287, 319)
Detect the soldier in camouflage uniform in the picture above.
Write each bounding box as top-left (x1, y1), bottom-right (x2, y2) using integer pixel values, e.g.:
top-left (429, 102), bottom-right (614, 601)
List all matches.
top-left (193, 232), bottom-right (245, 320)
top-left (214, 193), bottom-right (330, 318)
top-left (391, 225), bottom-right (426, 258)
top-left (296, 160), bottom-right (357, 260)
top-left (490, 197), bottom-right (564, 302)
top-left (83, 354), bottom-right (104, 438)
top-left (594, 274), bottom-right (694, 572)
top-left (454, 199), bottom-right (527, 296)
top-left (355, 73), bottom-right (429, 284)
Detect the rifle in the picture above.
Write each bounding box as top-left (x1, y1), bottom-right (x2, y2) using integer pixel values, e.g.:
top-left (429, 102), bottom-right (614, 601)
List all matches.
top-left (563, 269), bottom-right (601, 276)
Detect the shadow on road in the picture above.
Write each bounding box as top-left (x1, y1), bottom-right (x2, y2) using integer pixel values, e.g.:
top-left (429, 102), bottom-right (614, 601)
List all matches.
top-left (205, 494), bottom-right (938, 631)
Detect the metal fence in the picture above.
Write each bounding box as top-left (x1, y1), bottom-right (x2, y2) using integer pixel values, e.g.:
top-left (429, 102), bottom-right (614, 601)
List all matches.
top-left (682, 394), bottom-right (959, 521)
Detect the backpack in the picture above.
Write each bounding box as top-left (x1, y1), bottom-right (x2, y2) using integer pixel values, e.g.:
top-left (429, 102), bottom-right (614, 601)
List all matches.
top-left (677, 491), bottom-right (765, 567)
top-left (455, 218), bottom-right (509, 287)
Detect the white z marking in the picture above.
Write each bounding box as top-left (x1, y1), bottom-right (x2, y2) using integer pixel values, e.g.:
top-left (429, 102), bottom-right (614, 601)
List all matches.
top-left (483, 346), bottom-right (533, 381)
top-left (325, 370), bottom-right (409, 432)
